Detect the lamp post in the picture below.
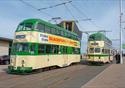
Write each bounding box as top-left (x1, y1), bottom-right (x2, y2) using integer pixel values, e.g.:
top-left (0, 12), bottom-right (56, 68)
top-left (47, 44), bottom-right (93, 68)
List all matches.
top-left (119, 0), bottom-right (123, 64)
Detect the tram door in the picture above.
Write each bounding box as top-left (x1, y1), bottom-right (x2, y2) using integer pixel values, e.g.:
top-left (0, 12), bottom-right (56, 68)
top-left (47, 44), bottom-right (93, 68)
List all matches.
top-left (63, 46), bottom-right (68, 66)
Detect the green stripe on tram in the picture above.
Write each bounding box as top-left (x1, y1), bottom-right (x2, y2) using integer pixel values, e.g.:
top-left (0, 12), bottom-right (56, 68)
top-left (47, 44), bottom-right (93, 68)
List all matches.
top-left (88, 54), bottom-right (110, 57)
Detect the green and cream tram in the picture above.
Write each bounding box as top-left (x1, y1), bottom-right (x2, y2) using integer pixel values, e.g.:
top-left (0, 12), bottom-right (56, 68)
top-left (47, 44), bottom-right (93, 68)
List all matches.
top-left (8, 19), bottom-right (80, 73)
top-left (87, 32), bottom-right (113, 64)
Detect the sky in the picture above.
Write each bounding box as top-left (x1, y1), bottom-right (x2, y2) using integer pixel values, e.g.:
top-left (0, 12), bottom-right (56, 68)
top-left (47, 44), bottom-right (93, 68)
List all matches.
top-left (0, 0), bottom-right (125, 53)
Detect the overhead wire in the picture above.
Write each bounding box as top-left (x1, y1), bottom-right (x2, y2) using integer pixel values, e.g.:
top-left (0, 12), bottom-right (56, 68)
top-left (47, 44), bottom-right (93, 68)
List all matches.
top-left (19, 0), bottom-right (53, 18)
top-left (38, 1), bottom-right (72, 11)
top-left (69, 2), bottom-right (103, 29)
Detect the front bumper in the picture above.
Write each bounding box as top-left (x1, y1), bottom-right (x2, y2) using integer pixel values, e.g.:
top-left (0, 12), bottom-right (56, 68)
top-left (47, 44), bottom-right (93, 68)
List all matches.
top-left (8, 66), bottom-right (32, 74)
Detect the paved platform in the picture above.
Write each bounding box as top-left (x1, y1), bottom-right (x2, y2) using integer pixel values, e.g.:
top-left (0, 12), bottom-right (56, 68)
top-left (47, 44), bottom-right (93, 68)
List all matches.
top-left (82, 58), bottom-right (125, 88)
top-left (0, 65), bottom-right (8, 72)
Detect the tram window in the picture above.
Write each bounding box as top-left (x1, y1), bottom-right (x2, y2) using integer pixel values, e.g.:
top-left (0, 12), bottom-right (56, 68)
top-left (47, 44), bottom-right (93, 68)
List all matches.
top-left (105, 49), bottom-right (108, 54)
top-left (16, 43), bottom-right (29, 52)
top-left (70, 34), bottom-right (73, 39)
top-left (17, 23), bottom-right (24, 31)
top-left (52, 45), bottom-right (57, 54)
top-left (67, 47), bottom-right (72, 54)
top-left (30, 44), bottom-right (35, 54)
top-left (102, 49), bottom-right (105, 53)
top-left (56, 30), bottom-right (61, 35)
top-left (45, 26), bottom-right (51, 33)
top-left (74, 48), bottom-right (80, 54)
top-left (46, 45), bottom-right (51, 54)
top-left (95, 48), bottom-right (100, 53)
top-left (63, 32), bottom-right (66, 37)
top-left (63, 46), bottom-right (67, 54)
top-left (67, 33), bottom-right (71, 38)
top-left (38, 44), bottom-right (45, 54)
top-left (24, 23), bottom-right (33, 30)
top-left (51, 28), bottom-right (55, 34)
top-left (89, 48), bottom-right (94, 53)
top-left (36, 23), bottom-right (45, 32)
top-left (108, 49), bottom-right (110, 54)
top-left (74, 35), bottom-right (77, 40)
top-left (60, 30), bottom-right (64, 36)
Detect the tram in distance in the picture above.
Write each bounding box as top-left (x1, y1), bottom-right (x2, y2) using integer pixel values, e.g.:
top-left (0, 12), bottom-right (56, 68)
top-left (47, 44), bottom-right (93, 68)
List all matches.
top-left (87, 32), bottom-right (113, 64)
top-left (8, 18), bottom-right (81, 73)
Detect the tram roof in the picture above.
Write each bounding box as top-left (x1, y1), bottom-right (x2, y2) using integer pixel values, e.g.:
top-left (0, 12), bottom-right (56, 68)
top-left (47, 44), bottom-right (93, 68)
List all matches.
top-left (88, 32), bottom-right (112, 43)
top-left (19, 18), bottom-right (78, 36)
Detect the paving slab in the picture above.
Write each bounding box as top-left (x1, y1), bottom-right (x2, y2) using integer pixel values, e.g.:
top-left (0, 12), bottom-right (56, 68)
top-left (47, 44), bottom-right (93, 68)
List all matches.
top-left (0, 65), bottom-right (8, 72)
top-left (81, 62), bottom-right (125, 88)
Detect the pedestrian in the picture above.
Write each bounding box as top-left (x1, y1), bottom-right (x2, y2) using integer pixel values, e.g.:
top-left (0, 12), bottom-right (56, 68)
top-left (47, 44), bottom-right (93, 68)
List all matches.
top-left (115, 53), bottom-right (120, 64)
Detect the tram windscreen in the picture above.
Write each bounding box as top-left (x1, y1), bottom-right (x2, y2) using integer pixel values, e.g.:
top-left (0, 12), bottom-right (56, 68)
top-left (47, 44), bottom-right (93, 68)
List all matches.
top-left (14, 43), bottom-right (29, 52)
top-left (24, 23), bottom-right (33, 30)
top-left (95, 48), bottom-right (100, 53)
top-left (89, 48), bottom-right (94, 53)
top-left (89, 48), bottom-right (100, 53)
top-left (17, 23), bottom-right (33, 31)
top-left (11, 43), bottom-right (36, 55)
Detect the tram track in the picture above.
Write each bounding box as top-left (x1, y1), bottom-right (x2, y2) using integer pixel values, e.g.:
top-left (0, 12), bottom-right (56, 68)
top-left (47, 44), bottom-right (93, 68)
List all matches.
top-left (46, 64), bottom-right (110, 88)
top-left (15, 64), bottom-right (86, 88)
top-left (0, 64), bottom-right (110, 88)
top-left (0, 64), bottom-right (86, 88)
top-left (0, 72), bottom-right (23, 81)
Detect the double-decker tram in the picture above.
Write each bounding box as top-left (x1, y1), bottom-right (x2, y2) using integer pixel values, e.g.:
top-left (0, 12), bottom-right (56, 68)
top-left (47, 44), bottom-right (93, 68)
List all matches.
top-left (8, 19), bottom-right (80, 73)
top-left (87, 32), bottom-right (113, 64)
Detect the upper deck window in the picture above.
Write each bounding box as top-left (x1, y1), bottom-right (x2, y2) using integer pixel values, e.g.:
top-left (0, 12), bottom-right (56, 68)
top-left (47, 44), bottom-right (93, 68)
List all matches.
top-left (36, 23), bottom-right (45, 32)
top-left (24, 23), bottom-right (33, 30)
top-left (17, 23), bottom-right (33, 31)
top-left (17, 23), bottom-right (24, 31)
top-left (45, 26), bottom-right (51, 33)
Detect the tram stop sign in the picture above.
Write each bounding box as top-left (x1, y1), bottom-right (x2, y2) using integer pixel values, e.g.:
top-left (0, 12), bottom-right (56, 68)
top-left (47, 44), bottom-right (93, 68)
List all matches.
top-left (122, 44), bottom-right (125, 49)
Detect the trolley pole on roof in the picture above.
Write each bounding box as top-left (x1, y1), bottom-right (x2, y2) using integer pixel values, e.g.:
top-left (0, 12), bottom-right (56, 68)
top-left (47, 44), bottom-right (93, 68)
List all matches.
top-left (119, 0), bottom-right (123, 64)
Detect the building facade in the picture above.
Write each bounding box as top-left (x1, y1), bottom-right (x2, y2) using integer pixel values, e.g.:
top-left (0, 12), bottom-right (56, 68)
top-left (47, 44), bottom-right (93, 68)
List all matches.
top-left (0, 37), bottom-right (12, 56)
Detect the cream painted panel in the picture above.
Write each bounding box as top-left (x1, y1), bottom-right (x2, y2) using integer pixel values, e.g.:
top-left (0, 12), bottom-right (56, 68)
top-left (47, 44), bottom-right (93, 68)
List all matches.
top-left (48, 55), bottom-right (64, 67)
top-left (10, 55), bottom-right (80, 69)
top-left (67, 55), bottom-right (80, 65)
top-left (89, 41), bottom-right (104, 48)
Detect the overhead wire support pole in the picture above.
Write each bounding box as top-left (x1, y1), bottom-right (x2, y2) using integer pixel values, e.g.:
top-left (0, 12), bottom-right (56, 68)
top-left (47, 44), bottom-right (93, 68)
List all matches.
top-left (119, 0), bottom-right (123, 64)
